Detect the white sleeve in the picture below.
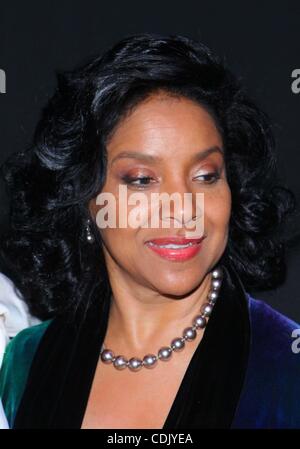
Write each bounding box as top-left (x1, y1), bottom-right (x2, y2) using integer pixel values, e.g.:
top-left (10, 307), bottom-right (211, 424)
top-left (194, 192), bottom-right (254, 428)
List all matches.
top-left (0, 400), bottom-right (9, 429)
top-left (0, 272), bottom-right (41, 367)
top-left (0, 315), bottom-right (9, 368)
top-left (0, 273), bottom-right (41, 429)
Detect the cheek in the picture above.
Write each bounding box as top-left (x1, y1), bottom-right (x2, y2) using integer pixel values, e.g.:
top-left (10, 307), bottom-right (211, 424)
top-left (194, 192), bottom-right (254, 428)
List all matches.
top-left (89, 195), bottom-right (136, 255)
top-left (99, 226), bottom-right (138, 268)
top-left (96, 183), bottom-right (153, 235)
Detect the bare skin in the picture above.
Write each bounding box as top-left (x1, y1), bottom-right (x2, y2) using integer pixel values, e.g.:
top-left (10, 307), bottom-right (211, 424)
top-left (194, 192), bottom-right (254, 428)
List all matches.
top-left (82, 91), bottom-right (231, 428)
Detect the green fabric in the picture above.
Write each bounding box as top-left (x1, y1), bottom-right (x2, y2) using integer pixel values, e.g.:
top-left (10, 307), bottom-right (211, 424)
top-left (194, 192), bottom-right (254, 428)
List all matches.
top-left (0, 320), bottom-right (52, 428)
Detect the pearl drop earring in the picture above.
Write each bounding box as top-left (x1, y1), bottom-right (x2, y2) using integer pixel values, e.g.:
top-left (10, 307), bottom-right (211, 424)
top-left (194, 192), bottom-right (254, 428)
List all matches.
top-left (86, 219), bottom-right (95, 243)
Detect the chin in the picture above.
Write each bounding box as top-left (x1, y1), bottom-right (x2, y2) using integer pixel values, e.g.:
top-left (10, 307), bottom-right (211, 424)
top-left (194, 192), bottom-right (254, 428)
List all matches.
top-left (152, 276), bottom-right (204, 298)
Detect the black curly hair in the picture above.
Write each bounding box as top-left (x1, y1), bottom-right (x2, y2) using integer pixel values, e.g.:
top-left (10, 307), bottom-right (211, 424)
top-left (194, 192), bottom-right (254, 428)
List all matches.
top-left (0, 33), bottom-right (295, 320)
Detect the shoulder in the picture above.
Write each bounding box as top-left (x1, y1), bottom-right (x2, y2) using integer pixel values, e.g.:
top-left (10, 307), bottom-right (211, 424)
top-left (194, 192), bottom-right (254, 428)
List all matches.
top-left (248, 294), bottom-right (300, 330)
top-left (4, 320), bottom-right (52, 357)
top-left (0, 320), bottom-right (52, 428)
top-left (232, 294), bottom-right (300, 428)
top-left (247, 294), bottom-right (300, 359)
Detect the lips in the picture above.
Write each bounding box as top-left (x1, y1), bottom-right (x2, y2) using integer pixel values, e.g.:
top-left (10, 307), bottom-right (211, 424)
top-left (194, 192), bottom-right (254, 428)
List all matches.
top-left (144, 235), bottom-right (206, 262)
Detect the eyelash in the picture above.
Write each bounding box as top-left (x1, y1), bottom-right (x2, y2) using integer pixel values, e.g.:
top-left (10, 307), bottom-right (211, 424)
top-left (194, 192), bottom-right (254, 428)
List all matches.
top-left (121, 176), bottom-right (156, 189)
top-left (121, 172), bottom-right (220, 188)
top-left (193, 172), bottom-right (221, 184)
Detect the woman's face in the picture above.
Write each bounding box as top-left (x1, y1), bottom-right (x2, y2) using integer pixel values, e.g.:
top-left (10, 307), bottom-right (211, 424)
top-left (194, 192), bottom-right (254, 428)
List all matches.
top-left (89, 92), bottom-right (231, 297)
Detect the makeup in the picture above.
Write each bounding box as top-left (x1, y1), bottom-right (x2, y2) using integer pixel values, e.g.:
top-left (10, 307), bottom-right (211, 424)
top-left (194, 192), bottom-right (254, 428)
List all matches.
top-left (144, 236), bottom-right (205, 262)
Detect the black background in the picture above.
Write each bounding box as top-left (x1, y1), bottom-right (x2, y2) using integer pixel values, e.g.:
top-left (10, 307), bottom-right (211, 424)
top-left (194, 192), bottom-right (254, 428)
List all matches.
top-left (0, 1), bottom-right (299, 320)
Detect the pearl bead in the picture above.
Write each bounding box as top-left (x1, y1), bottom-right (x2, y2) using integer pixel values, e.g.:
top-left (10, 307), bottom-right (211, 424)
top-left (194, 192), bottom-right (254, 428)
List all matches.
top-left (183, 327), bottom-right (197, 341)
top-left (171, 337), bottom-right (185, 352)
top-left (113, 355), bottom-right (128, 370)
top-left (212, 267), bottom-right (223, 279)
top-left (201, 302), bottom-right (213, 317)
top-left (158, 346), bottom-right (172, 360)
top-left (143, 354), bottom-right (157, 368)
top-left (208, 291), bottom-right (218, 304)
top-left (128, 357), bottom-right (143, 371)
top-left (100, 349), bottom-right (114, 364)
top-left (212, 279), bottom-right (222, 291)
top-left (193, 315), bottom-right (207, 329)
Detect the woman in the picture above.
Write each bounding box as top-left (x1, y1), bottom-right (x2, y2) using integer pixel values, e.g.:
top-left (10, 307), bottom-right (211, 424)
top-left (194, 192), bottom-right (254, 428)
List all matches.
top-left (0, 33), bottom-right (299, 429)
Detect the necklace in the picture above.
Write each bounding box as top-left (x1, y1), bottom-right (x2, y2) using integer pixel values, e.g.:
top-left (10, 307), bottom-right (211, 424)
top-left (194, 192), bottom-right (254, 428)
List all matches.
top-left (100, 266), bottom-right (223, 371)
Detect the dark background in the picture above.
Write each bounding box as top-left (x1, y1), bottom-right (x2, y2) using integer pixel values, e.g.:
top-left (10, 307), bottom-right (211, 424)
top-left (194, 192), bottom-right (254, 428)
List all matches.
top-left (0, 1), bottom-right (299, 319)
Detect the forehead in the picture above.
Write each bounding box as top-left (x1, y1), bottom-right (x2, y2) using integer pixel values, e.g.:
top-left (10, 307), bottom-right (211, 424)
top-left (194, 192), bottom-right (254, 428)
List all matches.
top-left (106, 93), bottom-right (223, 162)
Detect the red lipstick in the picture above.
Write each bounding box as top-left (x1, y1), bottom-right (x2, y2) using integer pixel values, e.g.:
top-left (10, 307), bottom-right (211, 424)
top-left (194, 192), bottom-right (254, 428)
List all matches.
top-left (144, 236), bottom-right (205, 262)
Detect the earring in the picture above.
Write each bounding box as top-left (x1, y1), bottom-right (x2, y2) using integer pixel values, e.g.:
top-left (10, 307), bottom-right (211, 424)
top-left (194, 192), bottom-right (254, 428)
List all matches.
top-left (85, 218), bottom-right (95, 243)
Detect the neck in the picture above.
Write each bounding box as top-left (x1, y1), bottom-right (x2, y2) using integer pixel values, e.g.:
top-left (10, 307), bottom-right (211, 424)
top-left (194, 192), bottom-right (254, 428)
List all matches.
top-left (103, 269), bottom-right (213, 356)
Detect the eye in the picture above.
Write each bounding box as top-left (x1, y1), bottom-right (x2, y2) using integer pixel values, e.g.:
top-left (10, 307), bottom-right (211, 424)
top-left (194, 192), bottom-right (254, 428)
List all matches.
top-left (193, 172), bottom-right (220, 184)
top-left (121, 175), bottom-right (156, 189)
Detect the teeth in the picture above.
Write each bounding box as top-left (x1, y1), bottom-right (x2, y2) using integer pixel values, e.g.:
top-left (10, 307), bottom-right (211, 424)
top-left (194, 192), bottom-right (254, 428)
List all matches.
top-left (147, 242), bottom-right (196, 249)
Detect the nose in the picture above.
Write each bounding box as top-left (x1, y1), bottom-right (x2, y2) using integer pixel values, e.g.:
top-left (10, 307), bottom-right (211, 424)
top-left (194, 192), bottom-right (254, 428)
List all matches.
top-left (156, 177), bottom-right (204, 231)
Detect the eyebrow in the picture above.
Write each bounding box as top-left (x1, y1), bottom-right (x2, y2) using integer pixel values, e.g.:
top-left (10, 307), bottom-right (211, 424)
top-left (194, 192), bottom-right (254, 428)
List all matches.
top-left (110, 145), bottom-right (224, 166)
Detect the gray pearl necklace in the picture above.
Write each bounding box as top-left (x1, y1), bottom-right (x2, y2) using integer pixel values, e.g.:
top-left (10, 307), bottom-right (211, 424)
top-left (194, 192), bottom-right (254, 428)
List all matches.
top-left (100, 266), bottom-right (223, 372)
